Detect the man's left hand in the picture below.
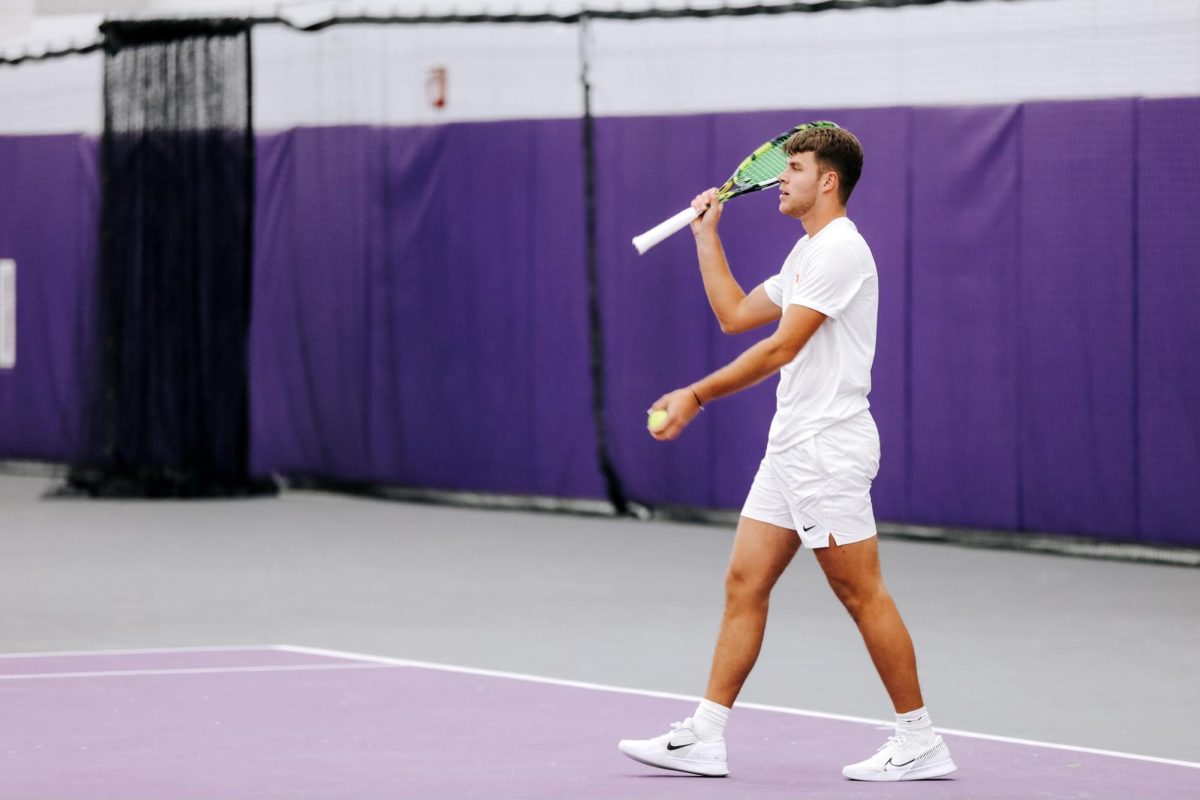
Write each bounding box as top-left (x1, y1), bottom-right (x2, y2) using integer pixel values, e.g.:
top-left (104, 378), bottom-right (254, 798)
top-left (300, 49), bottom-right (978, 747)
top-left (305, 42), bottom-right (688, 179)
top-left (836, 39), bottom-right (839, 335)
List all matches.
top-left (647, 387), bottom-right (704, 441)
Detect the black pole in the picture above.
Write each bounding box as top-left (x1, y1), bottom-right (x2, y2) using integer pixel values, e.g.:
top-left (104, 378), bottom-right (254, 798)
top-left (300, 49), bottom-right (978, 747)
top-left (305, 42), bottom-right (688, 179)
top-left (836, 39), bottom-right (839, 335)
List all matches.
top-left (579, 15), bottom-right (629, 516)
top-left (242, 26), bottom-right (257, 478)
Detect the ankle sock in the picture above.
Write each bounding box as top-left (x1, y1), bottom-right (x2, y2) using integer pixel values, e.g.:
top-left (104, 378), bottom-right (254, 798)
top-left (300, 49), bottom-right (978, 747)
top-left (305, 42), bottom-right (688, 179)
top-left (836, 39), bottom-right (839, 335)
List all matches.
top-left (692, 699), bottom-right (731, 742)
top-left (896, 706), bottom-right (935, 743)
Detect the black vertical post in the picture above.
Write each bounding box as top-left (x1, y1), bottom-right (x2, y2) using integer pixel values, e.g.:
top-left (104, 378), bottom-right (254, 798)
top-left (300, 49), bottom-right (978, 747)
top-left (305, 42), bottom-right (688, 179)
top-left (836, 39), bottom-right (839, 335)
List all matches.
top-left (579, 15), bottom-right (629, 515)
top-left (242, 26), bottom-right (257, 477)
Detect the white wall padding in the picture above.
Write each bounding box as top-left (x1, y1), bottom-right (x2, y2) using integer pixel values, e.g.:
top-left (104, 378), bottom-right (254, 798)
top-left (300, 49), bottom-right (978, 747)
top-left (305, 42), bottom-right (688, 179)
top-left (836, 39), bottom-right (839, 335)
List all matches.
top-left (252, 22), bottom-right (583, 131)
top-left (3, 0), bottom-right (1199, 134)
top-left (588, 0), bottom-right (1200, 116)
top-left (253, 0), bottom-right (1200, 130)
top-left (0, 52), bottom-right (102, 134)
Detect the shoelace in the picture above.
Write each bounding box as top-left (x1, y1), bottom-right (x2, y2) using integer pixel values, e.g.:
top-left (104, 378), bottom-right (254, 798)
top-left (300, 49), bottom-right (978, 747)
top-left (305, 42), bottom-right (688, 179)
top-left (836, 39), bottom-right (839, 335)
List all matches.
top-left (876, 734), bottom-right (911, 753)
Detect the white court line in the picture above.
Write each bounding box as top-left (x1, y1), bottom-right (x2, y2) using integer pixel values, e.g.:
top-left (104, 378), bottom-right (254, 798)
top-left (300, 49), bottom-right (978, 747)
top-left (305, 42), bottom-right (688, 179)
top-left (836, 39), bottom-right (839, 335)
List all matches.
top-left (273, 643), bottom-right (1200, 772)
top-left (0, 662), bottom-right (394, 681)
top-left (0, 644), bottom-right (280, 660)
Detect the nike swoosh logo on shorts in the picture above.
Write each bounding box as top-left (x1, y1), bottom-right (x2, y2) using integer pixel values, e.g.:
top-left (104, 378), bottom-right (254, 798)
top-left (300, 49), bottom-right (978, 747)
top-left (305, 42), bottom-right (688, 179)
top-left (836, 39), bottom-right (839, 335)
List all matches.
top-left (803, 524), bottom-right (815, 532)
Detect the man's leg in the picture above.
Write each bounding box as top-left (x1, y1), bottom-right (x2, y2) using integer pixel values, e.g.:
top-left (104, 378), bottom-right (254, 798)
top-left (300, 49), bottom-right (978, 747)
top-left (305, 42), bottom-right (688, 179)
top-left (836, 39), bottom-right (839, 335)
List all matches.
top-left (617, 516), bottom-right (798, 777)
top-left (704, 516), bottom-right (801, 707)
top-left (815, 535), bottom-right (956, 781)
top-left (812, 535), bottom-right (922, 712)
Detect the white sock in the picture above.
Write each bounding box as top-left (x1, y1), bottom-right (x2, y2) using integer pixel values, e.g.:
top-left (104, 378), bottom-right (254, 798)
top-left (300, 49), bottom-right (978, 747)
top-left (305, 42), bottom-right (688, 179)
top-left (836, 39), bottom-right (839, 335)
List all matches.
top-left (896, 706), bottom-right (935, 744)
top-left (692, 699), bottom-right (731, 742)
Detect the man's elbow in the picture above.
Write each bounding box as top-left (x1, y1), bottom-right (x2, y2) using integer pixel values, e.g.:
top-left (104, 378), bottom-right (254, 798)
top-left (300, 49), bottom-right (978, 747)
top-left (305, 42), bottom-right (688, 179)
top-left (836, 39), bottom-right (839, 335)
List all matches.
top-left (766, 337), bottom-right (803, 366)
top-left (719, 318), bottom-right (744, 335)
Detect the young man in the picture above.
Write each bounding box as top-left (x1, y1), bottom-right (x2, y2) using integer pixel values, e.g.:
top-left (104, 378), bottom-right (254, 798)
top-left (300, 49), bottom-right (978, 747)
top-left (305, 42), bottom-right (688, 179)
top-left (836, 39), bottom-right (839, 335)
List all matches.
top-left (618, 126), bottom-right (956, 782)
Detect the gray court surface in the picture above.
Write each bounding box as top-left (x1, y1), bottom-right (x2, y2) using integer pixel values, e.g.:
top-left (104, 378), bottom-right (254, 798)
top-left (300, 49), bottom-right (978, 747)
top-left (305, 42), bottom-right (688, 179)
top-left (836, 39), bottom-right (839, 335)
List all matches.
top-left (1, 473), bottom-right (1197, 772)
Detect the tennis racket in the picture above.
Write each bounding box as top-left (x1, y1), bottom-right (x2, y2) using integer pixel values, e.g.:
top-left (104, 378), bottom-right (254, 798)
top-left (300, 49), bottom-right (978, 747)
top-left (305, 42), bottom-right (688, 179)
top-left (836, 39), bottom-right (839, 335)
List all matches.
top-left (631, 121), bottom-right (840, 255)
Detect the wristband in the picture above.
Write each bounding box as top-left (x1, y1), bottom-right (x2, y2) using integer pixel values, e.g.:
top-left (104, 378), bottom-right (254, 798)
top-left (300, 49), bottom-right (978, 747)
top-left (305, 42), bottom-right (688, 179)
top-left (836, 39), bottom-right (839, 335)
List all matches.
top-left (691, 386), bottom-right (705, 410)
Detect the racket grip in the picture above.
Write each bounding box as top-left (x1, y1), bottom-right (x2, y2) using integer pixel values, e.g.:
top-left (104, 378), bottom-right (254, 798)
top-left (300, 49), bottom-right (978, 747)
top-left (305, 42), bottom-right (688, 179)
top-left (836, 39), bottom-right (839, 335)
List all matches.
top-left (632, 207), bottom-right (699, 255)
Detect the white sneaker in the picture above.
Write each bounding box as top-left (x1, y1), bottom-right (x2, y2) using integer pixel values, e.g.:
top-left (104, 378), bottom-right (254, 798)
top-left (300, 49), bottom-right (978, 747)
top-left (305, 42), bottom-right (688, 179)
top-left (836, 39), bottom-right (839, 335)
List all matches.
top-left (842, 733), bottom-right (957, 781)
top-left (617, 717), bottom-right (729, 777)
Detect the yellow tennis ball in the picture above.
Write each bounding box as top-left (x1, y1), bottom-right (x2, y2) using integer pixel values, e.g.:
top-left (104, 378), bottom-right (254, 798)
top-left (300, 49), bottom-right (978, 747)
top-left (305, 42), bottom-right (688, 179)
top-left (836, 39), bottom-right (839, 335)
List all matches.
top-left (647, 409), bottom-right (669, 432)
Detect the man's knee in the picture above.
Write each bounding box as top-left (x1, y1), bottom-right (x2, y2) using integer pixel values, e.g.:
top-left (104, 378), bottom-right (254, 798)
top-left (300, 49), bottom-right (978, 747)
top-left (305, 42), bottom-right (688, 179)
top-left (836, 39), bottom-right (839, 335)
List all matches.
top-left (725, 563), bottom-right (774, 605)
top-left (829, 577), bottom-right (889, 622)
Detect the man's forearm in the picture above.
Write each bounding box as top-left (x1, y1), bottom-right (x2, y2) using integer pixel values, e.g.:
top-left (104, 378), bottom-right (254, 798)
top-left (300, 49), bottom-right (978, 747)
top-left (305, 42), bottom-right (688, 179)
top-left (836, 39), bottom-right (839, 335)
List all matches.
top-left (695, 232), bottom-right (748, 331)
top-left (692, 335), bottom-right (794, 406)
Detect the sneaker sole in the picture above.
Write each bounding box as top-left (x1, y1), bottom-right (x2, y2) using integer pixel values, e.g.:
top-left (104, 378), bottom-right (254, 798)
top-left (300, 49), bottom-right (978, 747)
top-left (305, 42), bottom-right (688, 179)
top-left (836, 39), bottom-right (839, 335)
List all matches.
top-left (617, 743), bottom-right (729, 777)
top-left (844, 756), bottom-right (958, 782)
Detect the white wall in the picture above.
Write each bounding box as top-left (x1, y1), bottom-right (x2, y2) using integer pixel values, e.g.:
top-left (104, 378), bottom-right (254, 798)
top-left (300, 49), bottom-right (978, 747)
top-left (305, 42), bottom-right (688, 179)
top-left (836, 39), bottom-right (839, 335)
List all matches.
top-left (2, 0), bottom-right (1199, 135)
top-left (252, 22), bottom-right (584, 130)
top-left (0, 52), bottom-right (102, 134)
top-left (33, 0), bottom-right (148, 13)
top-left (591, 0), bottom-right (1200, 115)
top-left (254, 0), bottom-right (1200, 130)
top-left (0, 0), bottom-right (35, 47)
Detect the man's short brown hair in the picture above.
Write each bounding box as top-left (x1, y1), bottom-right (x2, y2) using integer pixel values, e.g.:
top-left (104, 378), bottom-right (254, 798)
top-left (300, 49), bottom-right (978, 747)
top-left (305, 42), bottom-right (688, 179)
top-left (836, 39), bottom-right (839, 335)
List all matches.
top-left (783, 126), bottom-right (864, 205)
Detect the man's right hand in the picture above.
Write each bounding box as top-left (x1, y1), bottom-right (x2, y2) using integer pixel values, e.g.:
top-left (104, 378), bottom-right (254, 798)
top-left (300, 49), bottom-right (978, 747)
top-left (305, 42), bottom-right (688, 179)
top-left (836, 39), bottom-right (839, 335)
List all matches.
top-left (690, 188), bottom-right (722, 238)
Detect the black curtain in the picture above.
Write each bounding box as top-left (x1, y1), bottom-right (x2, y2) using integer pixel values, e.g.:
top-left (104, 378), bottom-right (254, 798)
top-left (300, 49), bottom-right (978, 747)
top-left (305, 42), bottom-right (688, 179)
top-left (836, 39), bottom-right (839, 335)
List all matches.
top-left (69, 20), bottom-right (272, 497)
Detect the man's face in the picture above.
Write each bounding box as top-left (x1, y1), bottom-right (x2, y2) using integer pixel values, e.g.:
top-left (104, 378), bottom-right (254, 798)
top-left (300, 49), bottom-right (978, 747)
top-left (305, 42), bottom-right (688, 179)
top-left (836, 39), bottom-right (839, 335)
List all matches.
top-left (777, 151), bottom-right (824, 220)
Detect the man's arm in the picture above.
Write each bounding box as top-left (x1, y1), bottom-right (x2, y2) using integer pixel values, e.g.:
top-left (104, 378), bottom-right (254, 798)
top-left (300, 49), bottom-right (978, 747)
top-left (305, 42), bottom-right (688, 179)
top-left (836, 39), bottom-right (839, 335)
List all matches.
top-left (691, 188), bottom-right (783, 334)
top-left (648, 303), bottom-right (827, 441)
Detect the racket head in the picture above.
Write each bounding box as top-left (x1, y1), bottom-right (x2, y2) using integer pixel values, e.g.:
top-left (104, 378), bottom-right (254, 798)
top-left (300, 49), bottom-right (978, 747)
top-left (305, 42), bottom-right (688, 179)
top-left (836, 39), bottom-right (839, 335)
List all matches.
top-left (716, 120), bottom-right (840, 202)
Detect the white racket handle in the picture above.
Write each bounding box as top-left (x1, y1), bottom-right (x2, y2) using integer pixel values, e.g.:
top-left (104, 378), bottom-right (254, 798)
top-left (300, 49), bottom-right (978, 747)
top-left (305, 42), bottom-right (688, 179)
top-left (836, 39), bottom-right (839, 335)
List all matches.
top-left (632, 206), bottom-right (699, 254)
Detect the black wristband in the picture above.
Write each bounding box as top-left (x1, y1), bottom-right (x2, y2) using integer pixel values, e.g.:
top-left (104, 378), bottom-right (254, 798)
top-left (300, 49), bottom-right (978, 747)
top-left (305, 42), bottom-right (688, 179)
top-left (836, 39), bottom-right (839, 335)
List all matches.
top-left (691, 386), bottom-right (705, 410)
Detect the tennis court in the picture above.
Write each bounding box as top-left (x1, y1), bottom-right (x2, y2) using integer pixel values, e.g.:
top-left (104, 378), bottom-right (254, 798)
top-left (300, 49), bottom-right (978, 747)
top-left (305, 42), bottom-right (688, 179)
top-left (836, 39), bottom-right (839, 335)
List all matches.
top-left (7, 646), bottom-right (1197, 799)
top-left (2, 1), bottom-right (1199, 798)
top-left (2, 473), bottom-right (1198, 798)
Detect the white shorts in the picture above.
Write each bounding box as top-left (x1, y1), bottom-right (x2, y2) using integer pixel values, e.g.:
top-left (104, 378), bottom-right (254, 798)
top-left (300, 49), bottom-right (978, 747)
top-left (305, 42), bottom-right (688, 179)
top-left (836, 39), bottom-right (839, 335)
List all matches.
top-left (741, 410), bottom-right (881, 549)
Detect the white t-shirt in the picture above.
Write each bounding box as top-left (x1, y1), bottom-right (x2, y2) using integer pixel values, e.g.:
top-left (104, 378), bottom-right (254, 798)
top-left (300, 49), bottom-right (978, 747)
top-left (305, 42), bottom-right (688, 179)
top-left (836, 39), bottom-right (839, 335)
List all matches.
top-left (762, 216), bottom-right (878, 452)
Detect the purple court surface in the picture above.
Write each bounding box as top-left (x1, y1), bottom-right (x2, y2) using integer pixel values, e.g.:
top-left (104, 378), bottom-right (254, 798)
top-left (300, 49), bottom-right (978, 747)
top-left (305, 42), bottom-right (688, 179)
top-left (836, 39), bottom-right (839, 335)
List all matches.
top-left (1, 646), bottom-right (1195, 800)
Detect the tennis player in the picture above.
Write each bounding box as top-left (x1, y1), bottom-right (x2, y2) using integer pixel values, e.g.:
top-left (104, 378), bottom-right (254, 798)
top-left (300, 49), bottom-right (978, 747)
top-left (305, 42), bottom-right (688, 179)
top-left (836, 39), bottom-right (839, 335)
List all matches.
top-left (618, 126), bottom-right (956, 782)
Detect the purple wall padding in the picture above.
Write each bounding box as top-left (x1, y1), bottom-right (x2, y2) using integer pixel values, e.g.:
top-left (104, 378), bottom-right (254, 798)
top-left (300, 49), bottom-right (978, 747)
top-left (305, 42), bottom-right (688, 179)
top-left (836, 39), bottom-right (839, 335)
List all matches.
top-left (4, 98), bottom-right (1199, 546)
top-left (0, 135), bottom-right (98, 462)
top-left (1137, 98), bottom-right (1200, 546)
top-left (249, 122), bottom-right (607, 499)
top-left (908, 106), bottom-right (1022, 530)
top-left (592, 113), bottom-right (732, 509)
top-left (1018, 101), bottom-right (1138, 539)
top-left (596, 100), bottom-right (1200, 541)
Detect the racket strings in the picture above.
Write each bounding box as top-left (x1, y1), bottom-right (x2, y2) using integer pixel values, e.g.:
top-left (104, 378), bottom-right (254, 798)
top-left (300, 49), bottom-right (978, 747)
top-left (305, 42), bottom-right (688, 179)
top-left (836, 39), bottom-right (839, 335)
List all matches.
top-left (733, 146), bottom-right (790, 188)
top-left (728, 120), bottom-right (839, 193)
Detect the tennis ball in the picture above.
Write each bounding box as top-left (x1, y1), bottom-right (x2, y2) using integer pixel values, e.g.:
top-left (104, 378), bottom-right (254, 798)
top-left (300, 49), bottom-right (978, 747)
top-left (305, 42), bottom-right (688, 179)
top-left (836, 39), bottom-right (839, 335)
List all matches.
top-left (647, 409), bottom-right (669, 432)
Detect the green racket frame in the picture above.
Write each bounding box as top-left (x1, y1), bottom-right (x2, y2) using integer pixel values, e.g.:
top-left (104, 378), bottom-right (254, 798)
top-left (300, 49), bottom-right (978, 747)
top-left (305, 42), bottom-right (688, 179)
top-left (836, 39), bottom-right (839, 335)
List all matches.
top-left (632, 121), bottom-right (839, 255)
